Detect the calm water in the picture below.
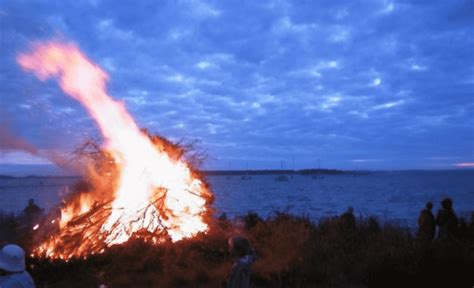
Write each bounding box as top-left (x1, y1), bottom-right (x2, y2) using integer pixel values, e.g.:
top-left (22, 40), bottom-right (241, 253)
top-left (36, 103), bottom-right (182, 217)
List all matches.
top-left (1, 171), bottom-right (473, 227)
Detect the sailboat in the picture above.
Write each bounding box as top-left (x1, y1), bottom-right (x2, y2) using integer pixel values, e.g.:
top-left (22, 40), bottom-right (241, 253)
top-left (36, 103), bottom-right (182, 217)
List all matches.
top-left (275, 160), bottom-right (290, 182)
top-left (240, 161), bottom-right (252, 180)
top-left (312, 155), bottom-right (324, 179)
top-left (275, 174), bottom-right (290, 181)
top-left (226, 161), bottom-right (233, 180)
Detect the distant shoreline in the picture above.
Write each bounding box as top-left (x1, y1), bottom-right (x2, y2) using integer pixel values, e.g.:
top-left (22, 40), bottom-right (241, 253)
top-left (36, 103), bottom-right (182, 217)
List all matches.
top-left (0, 169), bottom-right (350, 178)
top-left (1, 168), bottom-right (472, 179)
top-left (0, 175), bottom-right (81, 179)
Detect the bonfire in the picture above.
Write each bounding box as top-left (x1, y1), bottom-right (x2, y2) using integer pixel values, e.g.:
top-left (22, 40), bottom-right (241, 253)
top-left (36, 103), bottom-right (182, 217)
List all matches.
top-left (17, 41), bottom-right (213, 259)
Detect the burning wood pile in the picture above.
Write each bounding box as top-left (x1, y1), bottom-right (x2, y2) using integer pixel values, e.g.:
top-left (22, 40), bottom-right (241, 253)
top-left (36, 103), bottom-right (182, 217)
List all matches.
top-left (17, 41), bottom-right (213, 260)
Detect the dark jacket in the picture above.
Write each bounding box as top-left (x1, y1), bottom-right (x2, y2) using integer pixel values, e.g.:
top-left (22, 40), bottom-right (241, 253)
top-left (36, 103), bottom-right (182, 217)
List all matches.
top-left (417, 209), bottom-right (435, 240)
top-left (227, 255), bottom-right (255, 288)
top-left (436, 208), bottom-right (459, 239)
top-left (0, 271), bottom-right (35, 288)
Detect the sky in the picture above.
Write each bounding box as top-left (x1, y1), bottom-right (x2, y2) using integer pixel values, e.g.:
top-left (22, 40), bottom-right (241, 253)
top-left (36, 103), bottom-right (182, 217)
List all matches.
top-left (0, 0), bottom-right (473, 172)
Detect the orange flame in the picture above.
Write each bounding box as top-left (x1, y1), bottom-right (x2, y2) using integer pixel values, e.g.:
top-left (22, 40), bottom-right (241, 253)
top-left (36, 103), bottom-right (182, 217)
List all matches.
top-left (18, 41), bottom-right (212, 258)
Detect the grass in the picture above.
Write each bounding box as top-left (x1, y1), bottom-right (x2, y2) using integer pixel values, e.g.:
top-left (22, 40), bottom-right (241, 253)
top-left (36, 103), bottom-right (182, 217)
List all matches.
top-left (1, 209), bottom-right (474, 287)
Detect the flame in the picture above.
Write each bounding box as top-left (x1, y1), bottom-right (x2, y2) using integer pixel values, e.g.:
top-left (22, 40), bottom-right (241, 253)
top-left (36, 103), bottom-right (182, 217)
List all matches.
top-left (17, 41), bottom-right (212, 259)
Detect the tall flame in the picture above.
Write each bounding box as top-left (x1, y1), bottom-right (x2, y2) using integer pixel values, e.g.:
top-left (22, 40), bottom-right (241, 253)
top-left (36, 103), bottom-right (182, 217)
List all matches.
top-left (17, 41), bottom-right (211, 258)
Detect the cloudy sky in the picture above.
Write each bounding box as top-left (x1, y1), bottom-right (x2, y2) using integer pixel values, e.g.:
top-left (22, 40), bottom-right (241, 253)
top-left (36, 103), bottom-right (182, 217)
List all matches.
top-left (0, 0), bottom-right (473, 171)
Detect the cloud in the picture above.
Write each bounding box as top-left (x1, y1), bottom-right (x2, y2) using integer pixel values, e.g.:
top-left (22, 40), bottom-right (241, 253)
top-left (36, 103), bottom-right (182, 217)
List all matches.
top-left (370, 78), bottom-right (382, 87)
top-left (97, 19), bottom-right (134, 41)
top-left (186, 0), bottom-right (221, 18)
top-left (273, 16), bottom-right (317, 35)
top-left (350, 159), bottom-right (383, 163)
top-left (372, 100), bottom-right (405, 110)
top-left (328, 26), bottom-right (351, 43)
top-left (454, 162), bottom-right (474, 168)
top-left (196, 61), bottom-right (212, 70)
top-left (0, 0), bottom-right (473, 170)
top-left (320, 95), bottom-right (342, 112)
top-left (410, 64), bottom-right (427, 71)
top-left (379, 2), bottom-right (395, 14)
top-left (0, 151), bottom-right (51, 165)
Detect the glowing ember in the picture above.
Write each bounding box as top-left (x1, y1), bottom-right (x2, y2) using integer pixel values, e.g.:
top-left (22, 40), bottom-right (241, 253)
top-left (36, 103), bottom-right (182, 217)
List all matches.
top-left (17, 41), bottom-right (212, 259)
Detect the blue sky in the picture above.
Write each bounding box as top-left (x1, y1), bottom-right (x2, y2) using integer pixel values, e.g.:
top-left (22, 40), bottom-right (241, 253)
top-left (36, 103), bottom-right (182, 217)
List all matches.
top-left (0, 0), bottom-right (473, 171)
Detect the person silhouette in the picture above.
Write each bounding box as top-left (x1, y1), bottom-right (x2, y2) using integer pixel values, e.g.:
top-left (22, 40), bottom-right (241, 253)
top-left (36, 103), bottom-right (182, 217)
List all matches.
top-left (436, 198), bottom-right (459, 240)
top-left (340, 206), bottom-right (356, 231)
top-left (227, 236), bottom-right (255, 288)
top-left (23, 199), bottom-right (43, 227)
top-left (0, 244), bottom-right (35, 288)
top-left (417, 202), bottom-right (436, 241)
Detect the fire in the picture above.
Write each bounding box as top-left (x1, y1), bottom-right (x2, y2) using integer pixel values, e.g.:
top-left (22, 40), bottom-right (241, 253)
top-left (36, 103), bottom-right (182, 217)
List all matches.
top-left (17, 41), bottom-right (212, 259)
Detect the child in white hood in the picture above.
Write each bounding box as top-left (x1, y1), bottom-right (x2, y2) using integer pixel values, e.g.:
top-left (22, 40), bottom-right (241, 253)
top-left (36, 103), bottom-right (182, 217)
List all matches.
top-left (0, 244), bottom-right (35, 288)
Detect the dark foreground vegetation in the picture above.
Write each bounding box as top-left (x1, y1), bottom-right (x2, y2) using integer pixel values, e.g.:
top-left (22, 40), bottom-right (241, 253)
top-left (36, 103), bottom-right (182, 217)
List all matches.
top-left (1, 208), bottom-right (473, 287)
top-left (2, 127), bottom-right (471, 287)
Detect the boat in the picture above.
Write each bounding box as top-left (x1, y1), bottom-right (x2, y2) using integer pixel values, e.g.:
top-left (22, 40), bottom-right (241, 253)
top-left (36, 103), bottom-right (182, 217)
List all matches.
top-left (275, 174), bottom-right (290, 182)
top-left (240, 175), bottom-right (252, 180)
top-left (275, 160), bottom-right (291, 182)
top-left (312, 155), bottom-right (324, 179)
top-left (240, 161), bottom-right (252, 180)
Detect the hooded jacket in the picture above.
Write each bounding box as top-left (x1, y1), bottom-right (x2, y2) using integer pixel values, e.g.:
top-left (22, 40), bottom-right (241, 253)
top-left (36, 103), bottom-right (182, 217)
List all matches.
top-left (0, 271), bottom-right (35, 288)
top-left (227, 254), bottom-right (255, 288)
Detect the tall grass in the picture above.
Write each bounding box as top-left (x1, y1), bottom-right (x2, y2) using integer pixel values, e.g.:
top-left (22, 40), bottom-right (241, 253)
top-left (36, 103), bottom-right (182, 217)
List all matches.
top-left (1, 209), bottom-right (473, 287)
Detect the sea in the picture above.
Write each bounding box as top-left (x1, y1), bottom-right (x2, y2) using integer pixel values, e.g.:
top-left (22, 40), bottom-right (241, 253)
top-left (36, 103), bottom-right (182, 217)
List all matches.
top-left (0, 170), bottom-right (473, 228)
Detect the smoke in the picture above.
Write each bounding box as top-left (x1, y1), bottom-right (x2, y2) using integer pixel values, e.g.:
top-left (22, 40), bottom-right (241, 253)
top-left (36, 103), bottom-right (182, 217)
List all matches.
top-left (0, 124), bottom-right (38, 155)
top-left (0, 123), bottom-right (81, 173)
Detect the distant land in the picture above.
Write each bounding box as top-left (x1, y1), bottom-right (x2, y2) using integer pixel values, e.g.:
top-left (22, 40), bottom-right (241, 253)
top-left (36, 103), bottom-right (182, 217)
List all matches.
top-left (203, 169), bottom-right (354, 176)
top-left (0, 164), bottom-right (71, 177)
top-left (0, 169), bottom-right (354, 179)
top-left (0, 174), bottom-right (81, 179)
top-left (4, 169), bottom-right (474, 179)
top-left (1, 164), bottom-right (471, 178)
